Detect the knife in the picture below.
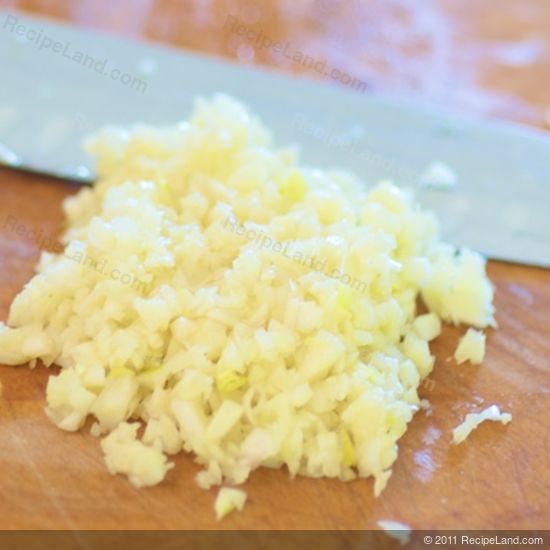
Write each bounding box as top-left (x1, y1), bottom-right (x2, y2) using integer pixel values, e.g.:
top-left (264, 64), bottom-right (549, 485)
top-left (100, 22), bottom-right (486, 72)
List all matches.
top-left (1, 10), bottom-right (549, 268)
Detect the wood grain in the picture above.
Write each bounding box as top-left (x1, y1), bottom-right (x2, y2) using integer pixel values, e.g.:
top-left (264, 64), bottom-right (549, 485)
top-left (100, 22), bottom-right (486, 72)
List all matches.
top-left (0, 0), bottom-right (549, 532)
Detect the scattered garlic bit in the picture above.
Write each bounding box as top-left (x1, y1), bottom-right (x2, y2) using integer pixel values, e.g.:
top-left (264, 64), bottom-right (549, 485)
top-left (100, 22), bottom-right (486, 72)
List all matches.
top-left (419, 160), bottom-right (457, 189)
top-left (454, 328), bottom-right (486, 365)
top-left (452, 405), bottom-right (512, 445)
top-left (90, 422), bottom-right (102, 437)
top-left (419, 398), bottom-right (431, 410)
top-left (215, 487), bottom-right (247, 520)
top-left (100, 422), bottom-right (174, 487)
top-left (0, 95), bottom-right (495, 494)
top-left (412, 313), bottom-right (442, 342)
top-left (196, 461), bottom-right (223, 490)
top-left (378, 520), bottom-right (412, 545)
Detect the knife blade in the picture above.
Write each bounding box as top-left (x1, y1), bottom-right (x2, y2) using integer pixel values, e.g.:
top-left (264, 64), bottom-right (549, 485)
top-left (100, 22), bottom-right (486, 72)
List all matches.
top-left (1, 10), bottom-right (549, 267)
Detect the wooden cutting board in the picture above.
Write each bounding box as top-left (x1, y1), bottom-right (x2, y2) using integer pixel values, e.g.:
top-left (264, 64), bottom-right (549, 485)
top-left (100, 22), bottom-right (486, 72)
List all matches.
top-left (1, 0), bottom-right (549, 532)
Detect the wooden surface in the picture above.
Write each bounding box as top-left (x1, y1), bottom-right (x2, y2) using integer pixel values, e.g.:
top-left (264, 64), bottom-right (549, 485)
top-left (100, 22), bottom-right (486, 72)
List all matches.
top-left (0, 0), bottom-right (549, 532)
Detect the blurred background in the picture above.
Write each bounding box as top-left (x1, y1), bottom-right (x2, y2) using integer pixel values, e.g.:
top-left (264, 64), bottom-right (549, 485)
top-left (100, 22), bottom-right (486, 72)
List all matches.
top-left (2, 0), bottom-right (549, 128)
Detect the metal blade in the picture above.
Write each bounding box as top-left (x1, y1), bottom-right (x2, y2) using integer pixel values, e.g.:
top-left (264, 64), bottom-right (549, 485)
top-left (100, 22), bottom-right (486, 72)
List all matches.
top-left (1, 10), bottom-right (549, 267)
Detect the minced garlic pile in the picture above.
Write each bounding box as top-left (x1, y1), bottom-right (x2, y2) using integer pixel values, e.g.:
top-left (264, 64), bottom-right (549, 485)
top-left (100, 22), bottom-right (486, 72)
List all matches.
top-left (0, 96), bottom-right (495, 496)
